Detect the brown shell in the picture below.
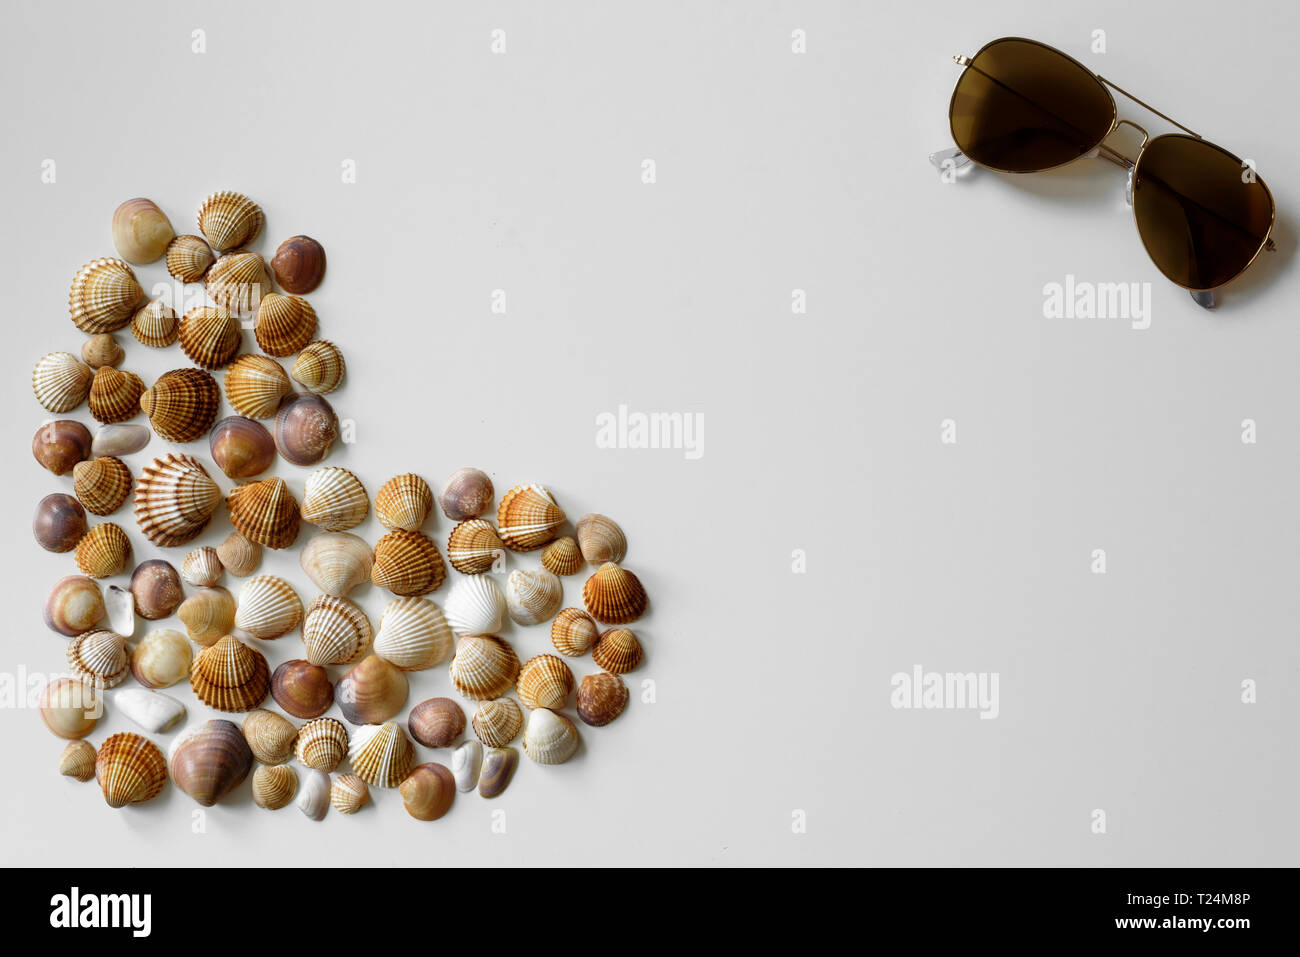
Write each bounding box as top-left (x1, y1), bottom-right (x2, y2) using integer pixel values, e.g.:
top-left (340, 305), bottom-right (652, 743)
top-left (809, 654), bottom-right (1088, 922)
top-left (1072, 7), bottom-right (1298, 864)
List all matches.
top-left (130, 559), bottom-right (184, 620)
top-left (74, 523), bottom-right (132, 579)
top-left (130, 299), bottom-right (179, 348)
top-left (206, 252), bottom-right (272, 315)
top-left (516, 654), bottom-right (575, 711)
top-left (270, 235), bottom-right (326, 293)
top-left (217, 530), bottom-right (261, 577)
top-left (446, 519), bottom-right (503, 575)
top-left (372, 530), bottom-right (447, 596)
top-left (540, 536), bottom-right (583, 576)
top-left (140, 368), bottom-right (221, 442)
top-left (34, 492), bottom-right (88, 552)
top-left (496, 484), bottom-right (565, 551)
top-left (72, 456), bottom-right (132, 515)
top-left (336, 654), bottom-right (409, 725)
top-left (96, 732), bottom-right (167, 807)
top-left (178, 306), bottom-right (242, 368)
top-left (227, 477), bottom-right (300, 550)
top-left (582, 562), bottom-right (648, 624)
top-left (408, 697), bottom-right (466, 748)
top-left (59, 739), bottom-right (98, 781)
top-left (87, 366), bottom-right (145, 423)
top-left (224, 354), bottom-right (292, 418)
top-left (81, 334), bottom-right (124, 369)
top-left (190, 635), bottom-right (271, 712)
top-left (272, 659), bottom-right (335, 718)
top-left (209, 416), bottom-right (276, 479)
top-left (254, 293), bottom-right (317, 356)
top-left (472, 697), bottom-right (523, 748)
top-left (67, 628), bottom-right (130, 687)
top-left (134, 453), bottom-right (221, 547)
top-left (290, 340), bottom-right (346, 394)
top-left (577, 672), bottom-right (630, 727)
top-left (375, 474), bottom-right (432, 532)
top-left (273, 392), bottom-right (338, 467)
top-left (592, 627), bottom-right (643, 674)
top-left (165, 234), bottom-right (215, 283)
top-left (33, 421), bottom-right (93, 477)
top-left (69, 258), bottom-right (143, 334)
top-left (170, 720), bottom-right (254, 806)
top-left (550, 607), bottom-right (599, 657)
top-left (197, 191), bottom-right (263, 252)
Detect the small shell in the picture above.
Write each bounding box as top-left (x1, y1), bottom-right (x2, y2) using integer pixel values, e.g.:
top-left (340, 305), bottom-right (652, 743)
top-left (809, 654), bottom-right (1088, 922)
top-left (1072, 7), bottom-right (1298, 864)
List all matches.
top-left (374, 596), bottom-right (453, 671)
top-left (40, 677), bottom-right (101, 739)
top-left (541, 536), bottom-right (583, 576)
top-left (198, 190), bottom-right (263, 252)
top-left (505, 568), bottom-right (563, 626)
top-left (69, 258), bottom-right (143, 334)
top-left (242, 708), bottom-right (298, 765)
top-left (444, 574), bottom-right (507, 637)
top-left (33, 421), bottom-right (92, 476)
top-left (452, 740), bottom-right (482, 792)
top-left (224, 354), bottom-right (292, 418)
top-left (227, 477), bottom-right (300, 550)
top-left (130, 628), bottom-right (192, 688)
top-left (129, 559), bottom-right (184, 620)
top-left (33, 492), bottom-right (87, 552)
top-left (375, 473), bottom-right (433, 532)
top-left (337, 654), bottom-right (409, 725)
top-left (372, 530), bottom-right (447, 596)
top-left (178, 306), bottom-right (242, 368)
top-left (582, 562), bottom-right (648, 624)
top-left (130, 299), bottom-right (179, 348)
top-left (349, 721), bottom-right (416, 788)
top-left (438, 467), bottom-right (494, 521)
top-left (550, 608), bottom-right (598, 657)
top-left (91, 423), bottom-right (150, 458)
top-left (446, 519), bottom-right (503, 575)
top-left (291, 340), bottom-right (346, 394)
top-left (73, 456), bottom-right (132, 515)
top-left (210, 416), bottom-right (276, 478)
top-left (577, 672), bottom-right (630, 726)
top-left (522, 708), bottom-right (580, 765)
top-left (165, 234), bottom-right (215, 283)
top-left (81, 334), bottom-right (124, 370)
top-left (75, 523), bottom-right (132, 579)
top-left (115, 687), bottom-right (186, 733)
top-left (409, 697), bottom-right (466, 748)
top-left (134, 454), bottom-right (221, 547)
top-left (112, 197), bottom-right (174, 264)
top-left (217, 531), bottom-right (262, 577)
top-left (576, 513), bottom-right (627, 565)
top-left (139, 368), bottom-right (220, 443)
top-left (472, 697), bottom-right (523, 748)
top-left (478, 747), bottom-right (518, 798)
top-left (67, 628), bottom-right (130, 688)
top-left (274, 392), bottom-right (338, 466)
top-left (207, 252), bottom-right (272, 316)
top-left (296, 768), bottom-right (330, 820)
top-left (177, 586), bottom-right (236, 646)
top-left (592, 627), bottom-right (643, 674)
top-left (270, 235), bottom-right (326, 293)
top-left (32, 352), bottom-right (93, 413)
top-left (87, 366), bottom-right (145, 423)
top-left (252, 764), bottom-right (297, 810)
top-left (170, 719), bottom-right (254, 806)
top-left (44, 575), bottom-right (105, 636)
top-left (96, 732), bottom-right (167, 807)
top-left (272, 659), bottom-right (335, 718)
top-left (190, 635), bottom-right (271, 712)
top-left (301, 467), bottom-right (368, 531)
top-left (233, 575), bottom-right (303, 640)
top-left (516, 655), bottom-right (575, 711)
top-left (106, 585), bottom-right (135, 637)
top-left (448, 634), bottom-right (520, 701)
top-left (299, 531), bottom-right (372, 596)
top-left (59, 740), bottom-right (97, 782)
top-left (295, 717), bottom-right (350, 772)
top-left (181, 546), bottom-right (223, 587)
top-left (331, 773), bottom-right (370, 814)
top-left (399, 763), bottom-right (454, 821)
top-left (496, 484), bottom-right (566, 551)
top-left (255, 293), bottom-right (317, 356)
top-left (302, 593), bottom-right (372, 666)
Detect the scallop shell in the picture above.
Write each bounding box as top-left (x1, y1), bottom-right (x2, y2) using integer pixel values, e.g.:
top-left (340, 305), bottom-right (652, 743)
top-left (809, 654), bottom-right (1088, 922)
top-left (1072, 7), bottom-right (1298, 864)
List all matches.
top-left (74, 523), bottom-right (131, 579)
top-left (91, 423), bottom-right (150, 458)
top-left (472, 697), bottom-right (523, 748)
top-left (233, 575), bottom-right (303, 640)
top-left (39, 677), bottom-right (101, 739)
top-left (134, 453), bottom-right (221, 547)
top-left (198, 190), bottom-right (263, 252)
top-left (33, 352), bottom-right (92, 413)
top-left (297, 768), bottom-right (330, 820)
top-left (331, 773), bottom-right (370, 814)
top-left (302, 594), bottom-right (372, 666)
top-left (577, 671), bottom-right (629, 726)
top-left (291, 340), bottom-right (346, 394)
top-left (67, 628), bottom-right (130, 687)
top-left (576, 513), bottom-right (627, 565)
top-left (165, 234), bottom-right (215, 283)
top-left (375, 473), bottom-right (432, 532)
top-left (299, 531), bottom-right (373, 596)
top-left (170, 719), bottom-right (254, 806)
top-left (582, 562), bottom-right (648, 624)
top-left (207, 252), bottom-right (272, 315)
top-left (373, 596), bottom-right (454, 671)
top-left (217, 531), bottom-right (261, 577)
top-left (44, 575), bottom-right (105, 637)
top-left (242, 708), bottom-right (298, 765)
top-left (505, 568), bottom-right (563, 626)
top-left (337, 654), bottom-right (408, 725)
top-left (448, 634), bottom-right (520, 700)
top-left (496, 484), bottom-right (565, 551)
top-left (224, 354), bottom-right (292, 418)
top-left (409, 697), bottom-right (466, 748)
top-left (447, 519), bottom-right (503, 575)
top-left (130, 299), bottom-right (178, 348)
top-left (398, 762), bottom-right (454, 821)
top-left (96, 732), bottom-right (167, 807)
top-left (178, 306), bottom-right (241, 368)
top-left (255, 293), bottom-right (317, 356)
top-left (301, 467), bottom-right (368, 531)
top-left (348, 721), bottom-right (415, 788)
top-left (177, 586), bottom-right (236, 647)
top-left (130, 628), bottom-right (192, 688)
top-left (140, 368), bottom-right (220, 442)
top-left (227, 477), bottom-right (300, 550)
top-left (478, 746), bottom-right (518, 798)
top-left (592, 627), bottom-right (643, 674)
top-left (82, 333), bottom-right (125, 369)
top-left (452, 740), bottom-right (483, 792)
top-left (190, 635), bottom-right (271, 712)
top-left (371, 530), bottom-right (446, 596)
top-left (541, 536), bottom-right (583, 576)
top-left (444, 574), bottom-right (507, 637)
top-left (69, 258), bottom-right (143, 334)
top-left (274, 392), bottom-right (338, 466)
top-left (295, 717), bottom-right (350, 772)
top-left (516, 654), bottom-right (575, 711)
top-left (88, 366), bottom-right (145, 423)
top-left (182, 546), bottom-right (223, 586)
top-left (72, 456), bottom-right (132, 515)
top-left (551, 608), bottom-right (598, 657)
top-left (522, 708), bottom-right (579, 765)
top-left (59, 739), bottom-right (97, 782)
top-left (252, 764), bottom-right (297, 810)
top-left (272, 659), bottom-right (335, 718)
top-left (112, 197), bottom-right (174, 263)
top-left (115, 687), bottom-right (186, 733)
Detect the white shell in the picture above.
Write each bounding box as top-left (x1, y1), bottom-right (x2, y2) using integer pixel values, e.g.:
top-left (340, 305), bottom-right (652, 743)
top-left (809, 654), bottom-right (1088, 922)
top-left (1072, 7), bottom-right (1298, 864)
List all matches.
top-left (522, 708), bottom-right (579, 765)
top-left (299, 532), bottom-right (373, 597)
top-left (232, 575), bottom-right (303, 641)
top-left (504, 568), bottom-right (563, 626)
top-left (33, 352), bottom-right (93, 413)
top-left (452, 740), bottom-right (483, 792)
top-left (106, 585), bottom-right (135, 637)
top-left (181, 546), bottom-right (223, 586)
top-left (300, 467), bottom-right (368, 532)
top-left (373, 596), bottom-right (454, 671)
top-left (444, 574), bottom-right (506, 637)
top-left (296, 768), bottom-right (330, 821)
top-left (114, 687), bottom-right (186, 733)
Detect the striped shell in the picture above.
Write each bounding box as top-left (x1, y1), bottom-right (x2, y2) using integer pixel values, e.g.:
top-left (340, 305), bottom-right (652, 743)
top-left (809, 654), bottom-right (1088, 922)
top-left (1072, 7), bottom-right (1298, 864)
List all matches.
top-left (446, 519), bottom-right (503, 575)
top-left (521, 708), bottom-right (579, 766)
top-left (242, 708), bottom-right (298, 765)
top-left (582, 562), bottom-right (648, 624)
top-left (331, 773), bottom-right (369, 814)
top-left (295, 717), bottom-right (349, 772)
top-left (301, 467), bottom-right (368, 531)
top-left (348, 721), bottom-right (415, 788)
top-left (88, 366), bottom-right (145, 423)
top-left (291, 340), bottom-right (346, 394)
top-left (577, 672), bottom-right (629, 727)
top-left (516, 654), bottom-right (575, 711)
top-left (74, 523), bottom-right (131, 579)
top-left (375, 473), bottom-right (432, 532)
top-left (165, 234), bottom-right (215, 282)
top-left (496, 484), bottom-right (566, 551)
top-left (302, 593), bottom-right (372, 666)
top-left (178, 306), bottom-right (241, 368)
top-left (233, 575), bottom-right (303, 640)
top-left (182, 546), bottom-right (223, 586)
top-left (299, 531), bottom-right (372, 596)
top-left (254, 293), bottom-right (316, 356)
top-left (131, 299), bottom-right (179, 348)
top-left (448, 634), bottom-right (520, 701)
top-left (444, 574), bottom-right (506, 637)
top-left (252, 764), bottom-right (297, 809)
top-left (177, 587), bottom-right (236, 647)
top-left (472, 697), bottom-right (522, 748)
top-left (73, 456), bottom-right (132, 515)
top-left (69, 258), bottom-right (143, 334)
top-left (592, 627), bottom-right (643, 674)
top-left (541, 536), bottom-right (583, 576)
top-left (140, 368), bottom-right (220, 442)
top-left (169, 719), bottom-right (253, 806)
top-left (32, 352), bottom-right (92, 413)
top-left (206, 252), bottom-right (272, 315)
top-left (67, 628), bottom-right (130, 687)
top-left (96, 732), bottom-right (167, 807)
top-left (190, 635), bottom-right (271, 712)
top-left (59, 739), bottom-right (97, 782)
top-left (197, 190), bottom-right (263, 251)
top-left (227, 477), bottom-right (300, 550)
top-left (134, 453), bottom-right (221, 546)
top-left (550, 607), bottom-right (598, 657)
top-left (373, 596), bottom-right (453, 671)
top-left (505, 568), bottom-right (563, 626)
top-left (224, 354), bottom-right (292, 418)
top-left (371, 530), bottom-right (447, 596)
top-left (218, 531), bottom-right (261, 577)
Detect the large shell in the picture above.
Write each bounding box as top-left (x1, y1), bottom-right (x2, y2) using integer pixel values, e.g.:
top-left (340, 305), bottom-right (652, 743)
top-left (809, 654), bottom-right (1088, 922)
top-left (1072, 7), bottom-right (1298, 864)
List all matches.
top-left (207, 252), bottom-right (272, 315)
top-left (227, 477), bottom-right (300, 550)
top-left (69, 258), bottom-right (142, 334)
top-left (550, 608), bottom-right (598, 657)
top-left (68, 628), bottom-right (130, 687)
top-left (242, 708), bottom-right (298, 765)
top-left (233, 575), bottom-right (303, 640)
top-left (270, 235), bottom-right (326, 293)
top-left (209, 416), bottom-right (276, 478)
top-left (438, 467), bottom-right (494, 521)
top-left (297, 768), bottom-right (330, 821)
top-left (177, 586), bottom-right (236, 646)
top-left (130, 628), bottom-right (192, 688)
top-left (348, 721), bottom-right (415, 788)
top-left (252, 764), bottom-right (297, 810)
top-left (291, 340), bottom-right (346, 394)
top-left (274, 392), bottom-right (338, 466)
top-left (521, 708), bottom-right (579, 765)
top-left (33, 421), bottom-right (92, 477)
top-left (134, 453), bottom-right (221, 546)
top-left (272, 659), bottom-right (335, 718)
top-left (448, 634), bottom-right (520, 701)
top-left (496, 484), bottom-right (566, 551)
top-left (190, 635), bottom-right (271, 712)
top-left (472, 697), bottom-right (523, 748)
top-left (217, 531), bottom-right (261, 577)
top-left (478, 746), bottom-right (518, 798)
top-left (33, 352), bottom-right (92, 413)
top-left (408, 697), bottom-right (466, 748)
top-left (74, 523), bottom-right (132, 579)
top-left (592, 627), bottom-right (643, 674)
top-left (447, 519), bottom-right (503, 575)
top-left (505, 568), bottom-right (563, 626)
top-left (224, 354), bottom-right (292, 418)
top-left (302, 593), bottom-right (372, 666)
top-left (181, 546), bottom-right (223, 586)
top-left (576, 513), bottom-right (628, 565)
top-left (374, 596), bottom-right (453, 671)
top-left (178, 306), bottom-right (242, 368)
top-left (577, 672), bottom-right (629, 726)
top-left (375, 473), bottom-right (432, 532)
top-left (73, 456), bottom-right (132, 515)
top-left (39, 677), bottom-right (101, 739)
top-left (336, 654), bottom-right (408, 725)
top-left (301, 467), bottom-right (368, 531)
top-left (96, 732), bottom-right (167, 807)
top-left (112, 198), bottom-right (174, 264)
top-left (299, 531), bottom-right (373, 596)
top-left (88, 366), bottom-right (145, 423)
top-left (295, 717), bottom-right (349, 772)
top-left (541, 536), bottom-right (583, 576)
top-left (34, 492), bottom-right (87, 552)
top-left (255, 293), bottom-right (317, 356)
top-left (130, 559), bottom-right (184, 619)
top-left (44, 575), bottom-right (105, 636)
top-left (59, 740), bottom-right (97, 782)
top-left (140, 368), bottom-right (220, 442)
top-left (197, 190), bottom-right (263, 252)
top-left (372, 530), bottom-right (447, 596)
top-left (582, 562), bottom-right (648, 624)
top-left (82, 334), bottom-right (124, 369)
top-left (444, 574), bottom-right (506, 637)
top-left (452, 740), bottom-right (483, 792)
top-left (130, 299), bottom-right (179, 348)
top-left (516, 654), bottom-right (575, 711)
top-left (165, 234), bottom-right (215, 283)
top-left (398, 762), bottom-right (454, 821)
top-left (170, 719), bottom-right (254, 806)
top-left (331, 773), bottom-right (370, 814)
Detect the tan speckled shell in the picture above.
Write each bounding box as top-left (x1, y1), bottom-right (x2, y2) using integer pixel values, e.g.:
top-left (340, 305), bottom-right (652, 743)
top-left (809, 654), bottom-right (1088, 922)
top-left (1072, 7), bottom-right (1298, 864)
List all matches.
top-left (88, 366), bottom-right (145, 423)
top-left (472, 697), bottom-right (522, 748)
top-left (140, 368), bottom-right (220, 442)
top-left (33, 352), bottom-right (93, 413)
top-left (178, 306), bottom-right (241, 368)
top-left (582, 562), bottom-right (648, 624)
top-left (234, 575), bottom-right (303, 640)
top-left (295, 717), bottom-right (349, 772)
top-left (197, 190), bottom-right (263, 252)
top-left (254, 293), bottom-right (316, 356)
top-left (74, 523), bottom-right (131, 579)
top-left (131, 299), bottom-right (179, 348)
top-left (301, 467), bottom-right (368, 532)
top-left (242, 708), bottom-right (298, 765)
top-left (95, 732), bottom-right (167, 807)
top-left (302, 593), bottom-right (372, 666)
top-left (252, 764), bottom-right (297, 809)
top-left (59, 739), bottom-right (97, 781)
top-left (541, 536), bottom-right (583, 576)
top-left (217, 531), bottom-right (261, 577)
top-left (67, 628), bottom-right (130, 687)
top-left (72, 456), bottom-right (132, 515)
top-left (224, 354), bottom-right (292, 419)
top-left (348, 721), bottom-right (415, 788)
top-left (448, 634), bottom-right (520, 701)
top-left (134, 453), bottom-right (221, 547)
top-left (592, 627), bottom-right (643, 674)
top-left (69, 258), bottom-right (143, 334)
top-left (291, 340), bottom-right (346, 394)
top-left (516, 654), bottom-right (575, 711)
top-left (371, 530), bottom-right (446, 596)
top-left (331, 773), bottom-right (369, 814)
top-left (165, 234), bottom-right (215, 283)
top-left (207, 252), bottom-right (272, 315)
top-left (550, 607), bottom-right (599, 657)
top-left (375, 474), bottom-right (432, 532)
top-left (227, 477), bottom-right (300, 550)
top-left (446, 519), bottom-right (503, 575)
top-left (373, 596), bottom-right (453, 671)
top-left (496, 484), bottom-right (566, 551)
top-left (190, 635), bottom-right (271, 712)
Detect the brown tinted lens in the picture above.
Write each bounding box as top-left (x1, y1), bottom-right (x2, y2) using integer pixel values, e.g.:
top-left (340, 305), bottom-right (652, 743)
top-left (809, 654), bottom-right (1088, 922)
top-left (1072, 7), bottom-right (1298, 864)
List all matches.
top-left (1132, 135), bottom-right (1274, 290)
top-left (950, 38), bottom-right (1114, 172)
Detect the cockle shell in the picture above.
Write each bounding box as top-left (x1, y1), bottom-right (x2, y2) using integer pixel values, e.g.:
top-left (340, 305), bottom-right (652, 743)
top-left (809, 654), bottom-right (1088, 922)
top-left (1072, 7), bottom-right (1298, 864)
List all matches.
top-left (301, 467), bottom-right (368, 531)
top-left (73, 456), bottom-right (132, 515)
top-left (299, 532), bottom-right (372, 596)
top-left (40, 677), bottom-right (101, 739)
top-left (134, 453), bottom-right (221, 547)
top-left (227, 477), bottom-right (300, 549)
top-left (331, 773), bottom-right (369, 814)
top-left (551, 607), bottom-right (598, 657)
top-left (59, 740), bottom-right (97, 782)
top-left (541, 536), bottom-right (583, 576)
top-left (82, 334), bottom-right (124, 369)
top-left (295, 717), bottom-right (349, 772)
top-left (44, 575), bottom-right (104, 636)
top-left (96, 732), bottom-right (167, 807)
top-left (88, 366), bottom-right (145, 423)
top-left (446, 519), bottom-right (503, 575)
top-left (182, 546), bottom-right (223, 586)
top-left (349, 721), bottom-right (415, 788)
top-left (337, 654), bottom-right (408, 725)
top-left (373, 596), bottom-right (453, 671)
top-left (33, 421), bottom-right (92, 477)
top-left (439, 467), bottom-right (494, 521)
top-left (207, 252), bottom-right (272, 315)
top-left (297, 768), bottom-right (330, 820)
top-left (576, 513), bottom-right (627, 565)
top-left (582, 562), bottom-right (648, 624)
top-left (165, 234), bottom-right (215, 283)
top-left (106, 585), bottom-right (134, 636)
top-left (112, 197), bottom-right (174, 264)
top-left (178, 306), bottom-right (241, 368)
top-left (516, 654), bottom-right (575, 711)
top-left (372, 530), bottom-right (447, 596)
top-left (67, 628), bottom-right (130, 687)
top-left (302, 594), bottom-right (372, 666)
top-left (255, 293), bottom-right (316, 356)
top-left (291, 340), bottom-right (346, 394)
top-left (130, 559), bottom-right (184, 620)
top-left (130, 299), bottom-right (178, 348)
top-left (496, 484), bottom-right (565, 551)
top-left (198, 190), bottom-right (263, 252)
top-left (33, 352), bottom-right (92, 413)
top-left (399, 762), bottom-right (454, 821)
top-left (225, 354), bottom-right (292, 419)
top-left (444, 574), bottom-right (506, 637)
top-left (478, 747), bottom-right (517, 798)
top-left (472, 697), bottom-right (523, 748)
top-left (577, 672), bottom-right (629, 726)
top-left (375, 473), bottom-right (432, 532)
top-left (217, 531), bottom-right (261, 577)
top-left (130, 628), bottom-right (192, 688)
top-left (452, 740), bottom-right (482, 792)
top-left (592, 627), bottom-right (643, 674)
top-left (505, 568), bottom-right (563, 626)
top-left (177, 586), bottom-right (236, 646)
top-left (448, 634), bottom-right (520, 700)
top-left (253, 764), bottom-right (297, 810)
top-left (242, 708), bottom-right (298, 765)
top-left (115, 687), bottom-right (186, 733)
top-left (233, 575), bottom-right (303, 640)
top-left (409, 697), bottom-right (466, 748)
top-left (170, 719), bottom-right (253, 806)
top-left (69, 258), bottom-right (143, 333)
top-left (522, 708), bottom-right (579, 765)
top-left (210, 416), bottom-right (276, 478)
top-left (139, 368), bottom-right (220, 442)
top-left (75, 523), bottom-right (131, 579)
top-left (91, 423), bottom-right (149, 458)
top-left (272, 659), bottom-right (334, 718)
top-left (190, 635), bottom-right (271, 712)
top-left (34, 492), bottom-right (87, 552)
top-left (270, 235), bottom-right (326, 293)
top-left (274, 392), bottom-right (338, 466)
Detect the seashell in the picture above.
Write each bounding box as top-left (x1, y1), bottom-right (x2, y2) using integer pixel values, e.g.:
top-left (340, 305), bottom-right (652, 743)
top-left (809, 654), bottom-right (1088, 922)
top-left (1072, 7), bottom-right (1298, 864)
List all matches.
top-left (399, 763), bottom-right (454, 821)
top-left (207, 252), bottom-right (272, 315)
top-left (296, 768), bottom-right (330, 820)
top-left (139, 368), bottom-right (220, 442)
top-left (129, 559), bottom-right (183, 620)
top-left (255, 293), bottom-right (316, 356)
top-left (112, 197), bottom-right (174, 264)
top-left (505, 568), bottom-right (563, 626)
top-left (242, 708), bottom-right (298, 765)
top-left (444, 574), bottom-right (506, 637)
top-left (177, 584), bottom-right (236, 647)
top-left (299, 531), bottom-right (372, 596)
top-left (33, 493), bottom-right (87, 552)
top-left (349, 721), bottom-right (415, 788)
top-left (550, 607), bottom-right (598, 657)
top-left (39, 676), bottom-right (101, 739)
top-left (252, 764), bottom-right (297, 810)
top-left (448, 634), bottom-right (520, 701)
top-left (209, 416), bottom-right (276, 479)
top-left (582, 562), bottom-right (648, 624)
top-left (75, 523), bottom-right (131, 579)
top-left (439, 467), bottom-right (494, 521)
top-left (190, 633), bottom-right (271, 711)
top-left (130, 299), bottom-right (178, 348)
top-left (96, 732), bottom-right (167, 807)
top-left (336, 654), bottom-right (409, 725)
top-left (478, 747), bottom-right (518, 798)
top-left (115, 687), bottom-right (185, 733)
top-left (496, 484), bottom-right (565, 551)
top-left (73, 456), bottom-right (132, 515)
top-left (592, 627), bottom-right (643, 674)
top-left (452, 740), bottom-right (482, 792)
top-left (170, 719), bottom-right (253, 806)
top-left (224, 354), bottom-right (292, 418)
top-left (69, 258), bottom-right (143, 334)
top-left (522, 708), bottom-right (579, 765)
top-left (33, 420), bottom-right (93, 475)
top-left (59, 740), bottom-right (97, 782)
top-left (165, 234), bottom-right (215, 283)
top-left (331, 773), bottom-right (370, 814)
top-left (577, 671), bottom-right (630, 726)
top-left (92, 423), bottom-right (150, 458)
top-left (408, 697), bottom-right (466, 749)
top-left (374, 596), bottom-right (453, 671)
top-left (197, 190), bottom-right (263, 252)
top-left (232, 575), bottom-right (303, 640)
top-left (472, 697), bottom-right (522, 748)
top-left (270, 234), bottom-right (326, 293)
top-left (33, 352), bottom-right (92, 413)
top-left (217, 531), bottom-right (261, 577)
top-left (133, 453), bottom-right (221, 547)
top-left (371, 529), bottom-right (447, 596)
top-left (516, 654), bottom-right (575, 711)
top-left (88, 366), bottom-right (145, 423)
top-left (67, 628), bottom-right (129, 688)
top-left (105, 585), bottom-right (135, 637)
top-left (291, 340), bottom-right (346, 394)
top-left (44, 575), bottom-right (104, 636)
top-left (182, 546), bottom-right (223, 586)
top-left (576, 513), bottom-right (627, 566)
top-left (375, 473), bottom-right (432, 532)
top-left (273, 392), bottom-right (337, 466)
top-left (178, 306), bottom-right (241, 368)
top-left (272, 659), bottom-right (334, 718)
top-left (302, 594), bottom-right (372, 666)
top-left (301, 467), bottom-right (368, 531)
top-left (82, 334), bottom-right (124, 370)
top-left (541, 536), bottom-right (583, 576)
top-left (227, 477), bottom-right (300, 550)
top-left (295, 717), bottom-right (349, 772)
top-left (446, 519), bottom-right (503, 575)
top-left (130, 628), bottom-right (192, 688)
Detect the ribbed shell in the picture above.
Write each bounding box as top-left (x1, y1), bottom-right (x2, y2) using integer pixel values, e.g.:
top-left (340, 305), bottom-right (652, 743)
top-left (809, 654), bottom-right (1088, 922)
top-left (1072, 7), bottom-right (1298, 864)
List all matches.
top-left (178, 306), bottom-right (241, 368)
top-left (197, 190), bottom-right (263, 252)
top-left (447, 519), bottom-right (503, 575)
top-left (227, 477), bottom-right (300, 550)
top-left (592, 627), bottom-right (643, 674)
top-left (496, 484), bottom-right (566, 551)
top-left (88, 366), bottom-right (145, 423)
top-left (254, 293), bottom-right (316, 356)
top-left (73, 456), bottom-right (132, 515)
top-left (375, 473), bottom-right (432, 532)
top-left (59, 740), bottom-right (97, 781)
top-left (331, 773), bottom-right (369, 814)
top-left (505, 568), bottom-right (564, 626)
top-left (302, 593), bottom-right (372, 666)
top-left (190, 635), bottom-right (271, 712)
top-left (291, 340), bottom-right (346, 394)
top-left (522, 709), bottom-right (580, 766)
top-left (348, 721), bottom-right (415, 788)
top-left (541, 536), bottom-right (583, 576)
top-left (299, 531), bottom-right (372, 596)
top-left (301, 467), bottom-right (368, 531)
top-left (242, 708), bottom-right (298, 765)
top-left (165, 234), bottom-right (215, 283)
top-left (82, 334), bottom-right (124, 369)
top-left (217, 531), bottom-right (261, 577)
top-left (224, 354), bottom-right (291, 418)
top-left (371, 530), bottom-right (447, 596)
top-left (33, 352), bottom-right (92, 413)
top-left (252, 764), bottom-right (297, 809)
top-left (448, 634), bottom-right (520, 701)
top-left (234, 575), bottom-right (303, 640)
top-left (131, 299), bottom-right (179, 348)
top-left (295, 717), bottom-right (349, 772)
top-left (74, 523), bottom-right (131, 579)
top-left (207, 252), bottom-right (272, 315)
top-left (96, 732), bottom-right (167, 807)
top-left (551, 607), bottom-right (599, 657)
top-left (69, 258), bottom-right (142, 333)
top-left (140, 368), bottom-right (220, 442)
top-left (134, 453), bottom-right (221, 547)
top-left (177, 587), bottom-right (236, 647)
top-left (575, 513), bottom-right (628, 566)
top-left (582, 563), bottom-right (648, 624)
top-left (472, 697), bottom-right (523, 748)
top-left (516, 654), bottom-right (575, 711)
top-left (444, 574), bottom-right (506, 637)
top-left (182, 546), bottom-right (223, 586)
top-left (67, 628), bottom-right (130, 687)
top-left (373, 596), bottom-right (453, 671)
top-left (577, 672), bottom-right (629, 727)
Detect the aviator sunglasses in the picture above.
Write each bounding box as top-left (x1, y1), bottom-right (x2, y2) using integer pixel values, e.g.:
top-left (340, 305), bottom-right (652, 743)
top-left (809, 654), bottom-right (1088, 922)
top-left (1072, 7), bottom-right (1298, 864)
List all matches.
top-left (930, 37), bottom-right (1276, 308)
